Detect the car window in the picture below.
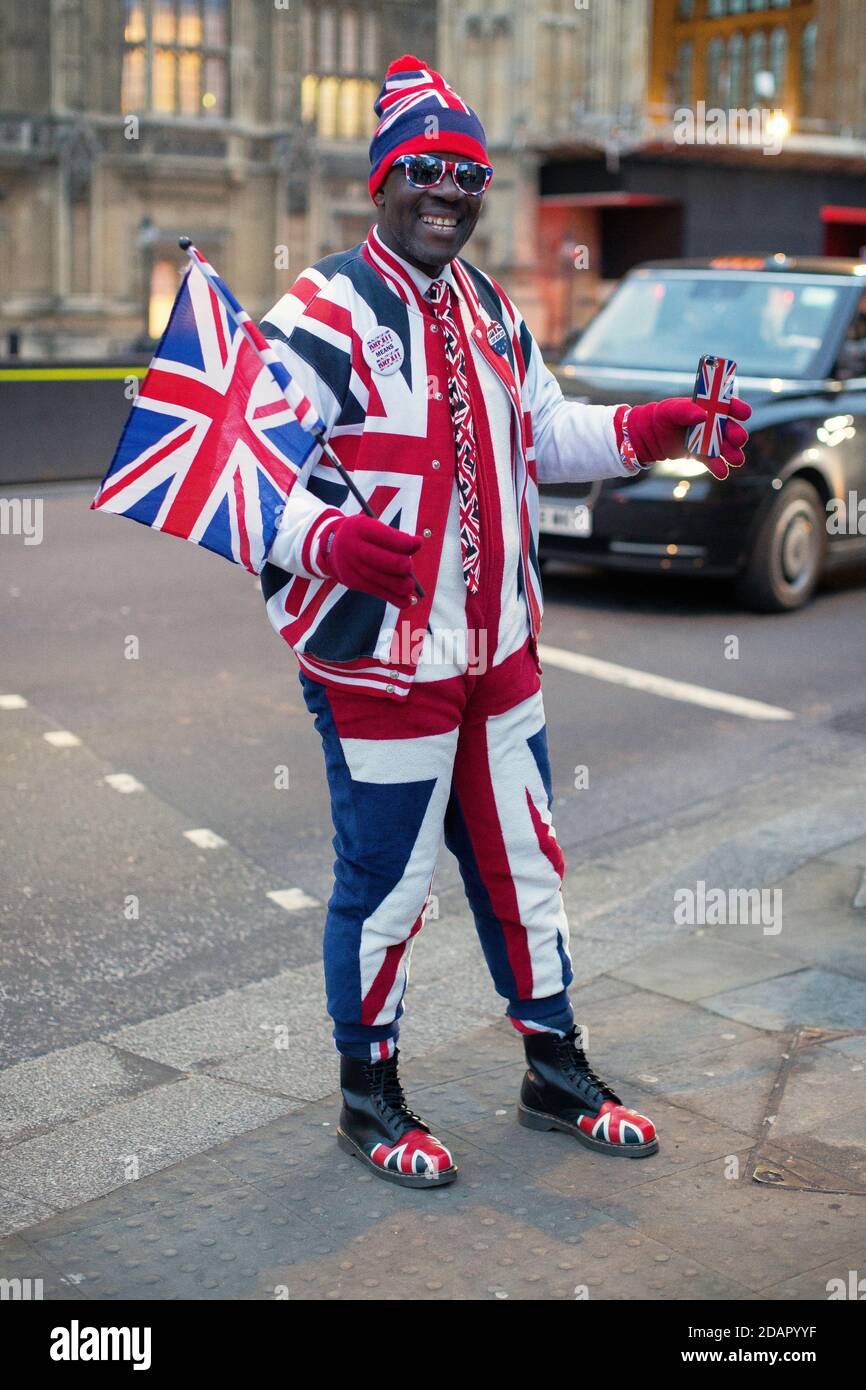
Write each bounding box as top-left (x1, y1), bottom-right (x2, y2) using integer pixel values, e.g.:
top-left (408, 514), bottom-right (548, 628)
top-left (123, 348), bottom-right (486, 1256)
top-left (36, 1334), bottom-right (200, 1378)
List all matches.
top-left (566, 274), bottom-right (845, 378)
top-left (833, 290), bottom-right (866, 379)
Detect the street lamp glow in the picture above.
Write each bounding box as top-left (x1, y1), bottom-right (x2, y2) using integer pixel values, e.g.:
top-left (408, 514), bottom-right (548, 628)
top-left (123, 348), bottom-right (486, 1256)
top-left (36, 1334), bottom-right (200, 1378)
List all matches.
top-left (765, 110), bottom-right (790, 142)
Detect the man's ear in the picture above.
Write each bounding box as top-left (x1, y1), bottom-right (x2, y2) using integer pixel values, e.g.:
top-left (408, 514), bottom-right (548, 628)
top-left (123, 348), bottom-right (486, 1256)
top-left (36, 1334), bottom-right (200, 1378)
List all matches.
top-left (373, 189), bottom-right (385, 207)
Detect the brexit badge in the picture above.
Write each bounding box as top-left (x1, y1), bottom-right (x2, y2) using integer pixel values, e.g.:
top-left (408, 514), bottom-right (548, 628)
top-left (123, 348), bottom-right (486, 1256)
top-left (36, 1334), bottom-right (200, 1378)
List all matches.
top-left (363, 326), bottom-right (404, 376)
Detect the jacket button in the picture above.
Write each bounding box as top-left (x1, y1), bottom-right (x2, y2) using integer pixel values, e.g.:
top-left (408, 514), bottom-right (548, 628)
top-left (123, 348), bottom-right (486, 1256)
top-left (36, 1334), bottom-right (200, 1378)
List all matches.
top-left (431, 459), bottom-right (441, 469)
top-left (430, 323), bottom-right (439, 333)
top-left (410, 594), bottom-right (418, 604)
top-left (422, 527), bottom-right (432, 537)
top-left (385, 684), bottom-right (395, 693)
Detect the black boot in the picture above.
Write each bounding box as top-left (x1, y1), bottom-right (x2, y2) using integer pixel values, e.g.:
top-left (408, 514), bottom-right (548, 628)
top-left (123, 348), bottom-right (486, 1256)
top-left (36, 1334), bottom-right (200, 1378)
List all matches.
top-left (337, 1049), bottom-right (458, 1187)
top-left (518, 1027), bottom-right (658, 1158)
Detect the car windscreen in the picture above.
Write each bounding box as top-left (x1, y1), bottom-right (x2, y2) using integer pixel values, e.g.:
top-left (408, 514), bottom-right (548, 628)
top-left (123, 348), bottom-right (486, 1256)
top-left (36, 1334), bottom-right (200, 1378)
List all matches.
top-left (566, 273), bottom-right (846, 378)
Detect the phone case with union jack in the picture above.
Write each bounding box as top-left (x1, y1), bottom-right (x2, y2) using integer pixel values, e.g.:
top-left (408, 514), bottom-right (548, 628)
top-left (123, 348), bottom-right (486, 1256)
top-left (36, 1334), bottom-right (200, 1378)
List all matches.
top-left (686, 354), bottom-right (737, 460)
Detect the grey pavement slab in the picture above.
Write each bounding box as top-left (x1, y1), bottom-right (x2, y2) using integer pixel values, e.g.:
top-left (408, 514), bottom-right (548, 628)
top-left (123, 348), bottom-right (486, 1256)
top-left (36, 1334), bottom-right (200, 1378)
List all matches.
top-left (610, 934), bottom-right (797, 1003)
top-left (203, 1031), bottom-right (341, 1103)
top-left (700, 968), bottom-right (866, 1033)
top-left (0, 1075), bottom-right (298, 1214)
top-left (761, 1254), bottom-right (866, 1301)
top-left (19, 1181), bottom-right (330, 1301)
top-left (0, 1235), bottom-right (89, 1300)
top-left (820, 833), bottom-right (866, 869)
top-left (825, 1034), bottom-right (866, 1062)
top-left (551, 983), bottom-right (767, 1083)
top-left (616, 1033), bottom-right (784, 1137)
top-left (713, 858), bottom-right (866, 979)
top-left (0, 1041), bottom-right (181, 1144)
top-left (760, 1041), bottom-right (866, 1191)
top-left (101, 962), bottom-right (328, 1070)
top-left (0, 1188), bottom-right (58, 1241)
top-left (598, 1155), bottom-right (866, 1294)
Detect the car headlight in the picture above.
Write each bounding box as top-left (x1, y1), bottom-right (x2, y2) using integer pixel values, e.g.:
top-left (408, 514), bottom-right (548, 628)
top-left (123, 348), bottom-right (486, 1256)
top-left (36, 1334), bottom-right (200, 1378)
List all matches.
top-left (653, 457), bottom-right (708, 478)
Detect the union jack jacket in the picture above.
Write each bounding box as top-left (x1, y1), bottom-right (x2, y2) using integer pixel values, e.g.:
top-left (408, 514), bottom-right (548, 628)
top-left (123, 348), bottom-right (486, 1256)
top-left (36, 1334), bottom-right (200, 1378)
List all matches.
top-left (258, 225), bottom-right (632, 700)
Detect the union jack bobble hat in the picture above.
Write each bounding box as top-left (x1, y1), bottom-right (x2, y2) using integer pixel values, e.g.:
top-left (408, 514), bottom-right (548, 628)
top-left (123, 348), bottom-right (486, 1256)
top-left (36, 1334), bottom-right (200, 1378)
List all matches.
top-left (368, 54), bottom-right (488, 201)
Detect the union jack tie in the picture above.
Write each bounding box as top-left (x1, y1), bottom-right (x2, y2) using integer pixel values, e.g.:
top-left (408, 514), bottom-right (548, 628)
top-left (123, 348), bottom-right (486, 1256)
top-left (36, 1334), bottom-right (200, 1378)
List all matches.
top-left (427, 278), bottom-right (481, 594)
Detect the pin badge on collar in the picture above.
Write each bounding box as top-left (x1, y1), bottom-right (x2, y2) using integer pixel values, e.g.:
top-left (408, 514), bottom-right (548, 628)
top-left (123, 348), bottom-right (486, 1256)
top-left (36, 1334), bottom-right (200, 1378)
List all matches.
top-left (487, 321), bottom-right (509, 355)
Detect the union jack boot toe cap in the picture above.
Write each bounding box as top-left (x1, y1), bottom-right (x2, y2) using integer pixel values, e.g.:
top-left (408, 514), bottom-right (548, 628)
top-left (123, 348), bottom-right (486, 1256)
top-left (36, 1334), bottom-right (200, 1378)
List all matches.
top-left (370, 1128), bottom-right (455, 1179)
top-left (576, 1100), bottom-right (656, 1149)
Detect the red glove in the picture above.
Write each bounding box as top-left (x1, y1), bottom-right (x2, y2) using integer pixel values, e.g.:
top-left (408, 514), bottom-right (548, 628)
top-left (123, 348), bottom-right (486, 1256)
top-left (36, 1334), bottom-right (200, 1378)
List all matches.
top-left (618, 396), bottom-right (752, 481)
top-left (316, 514), bottom-right (421, 609)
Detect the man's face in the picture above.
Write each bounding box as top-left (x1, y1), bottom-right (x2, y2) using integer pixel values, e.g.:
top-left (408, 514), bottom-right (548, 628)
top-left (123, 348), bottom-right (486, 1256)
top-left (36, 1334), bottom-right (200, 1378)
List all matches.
top-left (374, 151), bottom-right (485, 275)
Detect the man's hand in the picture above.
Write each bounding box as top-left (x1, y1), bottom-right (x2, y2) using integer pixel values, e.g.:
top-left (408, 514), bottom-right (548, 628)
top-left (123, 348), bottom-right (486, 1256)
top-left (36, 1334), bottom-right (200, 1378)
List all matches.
top-left (316, 514), bottom-right (421, 609)
top-left (624, 396), bottom-right (752, 481)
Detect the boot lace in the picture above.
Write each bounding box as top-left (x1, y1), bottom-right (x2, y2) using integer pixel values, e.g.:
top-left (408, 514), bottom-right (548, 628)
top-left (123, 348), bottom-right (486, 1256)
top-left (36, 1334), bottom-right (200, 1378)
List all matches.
top-left (555, 1028), bottom-right (620, 1107)
top-left (364, 1053), bottom-right (425, 1131)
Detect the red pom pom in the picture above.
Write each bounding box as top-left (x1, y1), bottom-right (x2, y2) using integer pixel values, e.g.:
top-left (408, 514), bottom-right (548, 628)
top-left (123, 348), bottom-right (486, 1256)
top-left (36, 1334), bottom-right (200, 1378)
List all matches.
top-left (385, 53), bottom-right (429, 77)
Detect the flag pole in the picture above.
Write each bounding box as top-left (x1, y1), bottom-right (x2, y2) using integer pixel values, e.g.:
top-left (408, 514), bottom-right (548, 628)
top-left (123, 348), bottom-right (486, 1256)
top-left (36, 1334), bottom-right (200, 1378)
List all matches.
top-left (178, 238), bottom-right (424, 598)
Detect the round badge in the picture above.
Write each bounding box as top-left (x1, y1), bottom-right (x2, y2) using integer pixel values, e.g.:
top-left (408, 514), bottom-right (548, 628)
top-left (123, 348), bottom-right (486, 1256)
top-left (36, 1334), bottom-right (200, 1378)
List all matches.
top-left (487, 321), bottom-right (509, 355)
top-left (362, 326), bottom-right (404, 376)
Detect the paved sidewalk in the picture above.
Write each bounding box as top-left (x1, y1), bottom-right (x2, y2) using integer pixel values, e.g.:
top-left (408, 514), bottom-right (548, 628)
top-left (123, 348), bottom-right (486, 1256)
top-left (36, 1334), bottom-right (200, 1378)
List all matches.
top-left (1, 835), bottom-right (865, 1300)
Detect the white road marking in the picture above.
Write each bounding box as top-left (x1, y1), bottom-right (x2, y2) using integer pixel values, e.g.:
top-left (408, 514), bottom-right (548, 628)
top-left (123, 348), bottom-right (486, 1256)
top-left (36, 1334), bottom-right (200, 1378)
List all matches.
top-left (104, 773), bottom-right (146, 794)
top-left (0, 694), bottom-right (28, 709)
top-left (537, 644), bottom-right (796, 722)
top-left (267, 888), bottom-right (321, 911)
top-left (43, 730), bottom-right (82, 748)
top-left (183, 828), bottom-right (228, 850)
top-left (854, 869), bottom-right (866, 910)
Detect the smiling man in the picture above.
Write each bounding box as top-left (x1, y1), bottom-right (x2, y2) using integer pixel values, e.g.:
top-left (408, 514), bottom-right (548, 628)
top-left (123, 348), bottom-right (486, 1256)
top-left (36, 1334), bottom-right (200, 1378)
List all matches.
top-left (258, 55), bottom-right (750, 1188)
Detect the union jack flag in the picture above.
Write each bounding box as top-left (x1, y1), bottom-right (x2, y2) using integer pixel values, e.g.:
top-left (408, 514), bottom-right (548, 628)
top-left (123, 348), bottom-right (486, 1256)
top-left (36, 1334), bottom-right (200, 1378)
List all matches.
top-left (686, 354), bottom-right (736, 460)
top-left (90, 246), bottom-right (325, 576)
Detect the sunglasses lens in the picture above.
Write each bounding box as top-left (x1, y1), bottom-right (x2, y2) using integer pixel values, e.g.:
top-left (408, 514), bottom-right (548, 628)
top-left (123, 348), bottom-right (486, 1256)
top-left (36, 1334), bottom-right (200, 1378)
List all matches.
top-left (455, 163), bottom-right (489, 194)
top-left (406, 156), bottom-right (443, 187)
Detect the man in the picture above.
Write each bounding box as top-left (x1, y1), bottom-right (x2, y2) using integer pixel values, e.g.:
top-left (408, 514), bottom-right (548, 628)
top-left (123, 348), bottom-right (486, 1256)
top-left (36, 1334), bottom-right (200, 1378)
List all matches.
top-left (258, 56), bottom-right (751, 1188)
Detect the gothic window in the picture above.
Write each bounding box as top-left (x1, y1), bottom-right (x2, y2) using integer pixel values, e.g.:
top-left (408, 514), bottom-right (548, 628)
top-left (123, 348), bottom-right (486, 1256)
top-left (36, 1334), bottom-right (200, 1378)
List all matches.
top-left (769, 26), bottom-right (788, 104)
top-left (706, 37), bottom-right (726, 106)
top-left (728, 33), bottom-right (746, 106)
top-left (800, 20), bottom-right (817, 118)
top-left (301, 4), bottom-right (381, 140)
top-left (675, 40), bottom-right (694, 108)
top-left (122, 0), bottom-right (228, 116)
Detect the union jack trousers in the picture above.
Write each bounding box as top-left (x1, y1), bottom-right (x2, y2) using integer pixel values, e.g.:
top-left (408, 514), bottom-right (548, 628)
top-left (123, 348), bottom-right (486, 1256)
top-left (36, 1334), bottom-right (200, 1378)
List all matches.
top-left (301, 635), bottom-right (577, 1059)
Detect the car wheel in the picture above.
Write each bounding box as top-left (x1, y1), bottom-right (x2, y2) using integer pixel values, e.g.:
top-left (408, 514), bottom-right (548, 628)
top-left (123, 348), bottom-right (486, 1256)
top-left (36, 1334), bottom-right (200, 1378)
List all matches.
top-left (736, 478), bottom-right (826, 613)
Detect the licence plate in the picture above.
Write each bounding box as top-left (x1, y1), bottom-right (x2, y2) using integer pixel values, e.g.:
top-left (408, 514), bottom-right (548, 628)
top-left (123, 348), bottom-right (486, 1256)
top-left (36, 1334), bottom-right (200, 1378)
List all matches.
top-left (538, 501), bottom-right (592, 538)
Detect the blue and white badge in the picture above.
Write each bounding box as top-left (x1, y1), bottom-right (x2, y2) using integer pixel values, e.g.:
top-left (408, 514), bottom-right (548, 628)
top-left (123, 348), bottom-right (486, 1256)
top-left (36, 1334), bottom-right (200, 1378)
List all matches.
top-left (362, 325), bottom-right (404, 376)
top-left (486, 321), bottom-right (509, 355)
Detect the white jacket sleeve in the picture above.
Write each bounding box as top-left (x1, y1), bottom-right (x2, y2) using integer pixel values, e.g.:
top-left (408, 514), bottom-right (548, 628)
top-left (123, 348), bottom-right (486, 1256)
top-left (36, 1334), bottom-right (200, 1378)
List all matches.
top-left (521, 319), bottom-right (632, 485)
top-left (257, 280), bottom-right (348, 578)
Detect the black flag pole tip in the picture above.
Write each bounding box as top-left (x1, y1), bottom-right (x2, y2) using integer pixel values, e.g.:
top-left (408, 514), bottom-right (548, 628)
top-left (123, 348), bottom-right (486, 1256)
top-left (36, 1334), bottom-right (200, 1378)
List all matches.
top-left (178, 236), bottom-right (192, 250)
